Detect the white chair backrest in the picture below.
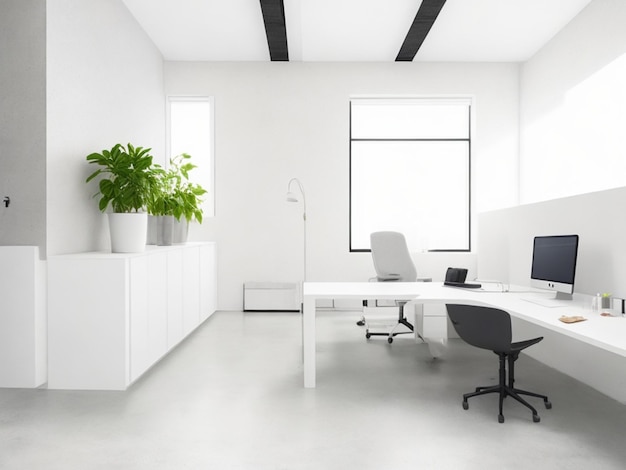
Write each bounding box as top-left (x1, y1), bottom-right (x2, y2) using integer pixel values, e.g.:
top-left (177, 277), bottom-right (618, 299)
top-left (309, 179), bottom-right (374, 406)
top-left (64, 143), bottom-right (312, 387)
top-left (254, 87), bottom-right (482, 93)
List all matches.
top-left (370, 231), bottom-right (417, 282)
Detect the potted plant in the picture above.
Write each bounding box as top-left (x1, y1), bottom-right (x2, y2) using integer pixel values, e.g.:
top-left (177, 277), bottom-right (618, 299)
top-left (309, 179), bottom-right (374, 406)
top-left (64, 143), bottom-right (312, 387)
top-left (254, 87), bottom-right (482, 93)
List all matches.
top-left (149, 153), bottom-right (207, 245)
top-left (86, 143), bottom-right (159, 252)
top-left (148, 162), bottom-right (178, 246)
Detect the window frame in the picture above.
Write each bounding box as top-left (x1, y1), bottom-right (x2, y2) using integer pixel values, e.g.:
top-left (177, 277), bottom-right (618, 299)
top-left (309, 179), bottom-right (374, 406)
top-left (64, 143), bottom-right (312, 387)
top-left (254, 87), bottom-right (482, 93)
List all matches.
top-left (349, 97), bottom-right (472, 253)
top-left (166, 95), bottom-right (216, 218)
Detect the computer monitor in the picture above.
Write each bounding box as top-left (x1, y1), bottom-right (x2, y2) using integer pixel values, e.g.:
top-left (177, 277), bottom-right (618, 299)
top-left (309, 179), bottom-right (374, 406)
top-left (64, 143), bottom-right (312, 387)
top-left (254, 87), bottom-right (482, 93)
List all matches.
top-left (530, 234), bottom-right (579, 300)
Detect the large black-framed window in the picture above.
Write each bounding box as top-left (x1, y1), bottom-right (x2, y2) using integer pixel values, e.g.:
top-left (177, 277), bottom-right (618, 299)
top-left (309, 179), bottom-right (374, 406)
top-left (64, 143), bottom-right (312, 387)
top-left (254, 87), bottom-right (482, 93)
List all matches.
top-left (350, 98), bottom-right (472, 252)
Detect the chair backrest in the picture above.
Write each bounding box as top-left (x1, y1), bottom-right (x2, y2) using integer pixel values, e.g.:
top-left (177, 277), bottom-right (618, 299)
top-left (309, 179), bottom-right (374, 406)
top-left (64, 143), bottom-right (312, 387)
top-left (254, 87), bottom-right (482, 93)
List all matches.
top-left (445, 267), bottom-right (468, 283)
top-left (446, 304), bottom-right (512, 353)
top-left (370, 231), bottom-right (417, 282)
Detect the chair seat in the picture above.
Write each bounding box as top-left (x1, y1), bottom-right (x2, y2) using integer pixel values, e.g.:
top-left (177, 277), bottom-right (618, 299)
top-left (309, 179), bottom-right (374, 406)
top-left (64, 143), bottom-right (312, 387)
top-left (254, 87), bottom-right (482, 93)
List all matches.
top-left (509, 336), bottom-right (543, 354)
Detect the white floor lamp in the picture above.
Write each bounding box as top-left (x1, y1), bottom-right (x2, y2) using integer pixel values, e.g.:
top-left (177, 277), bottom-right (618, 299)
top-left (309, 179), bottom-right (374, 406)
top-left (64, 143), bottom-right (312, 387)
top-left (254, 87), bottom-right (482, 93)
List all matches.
top-left (286, 178), bottom-right (307, 306)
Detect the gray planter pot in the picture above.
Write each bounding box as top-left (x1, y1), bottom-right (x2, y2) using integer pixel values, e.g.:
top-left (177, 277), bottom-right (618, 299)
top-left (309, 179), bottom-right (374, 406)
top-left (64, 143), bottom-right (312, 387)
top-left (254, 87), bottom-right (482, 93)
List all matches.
top-left (156, 215), bottom-right (175, 246)
top-left (173, 219), bottom-right (189, 244)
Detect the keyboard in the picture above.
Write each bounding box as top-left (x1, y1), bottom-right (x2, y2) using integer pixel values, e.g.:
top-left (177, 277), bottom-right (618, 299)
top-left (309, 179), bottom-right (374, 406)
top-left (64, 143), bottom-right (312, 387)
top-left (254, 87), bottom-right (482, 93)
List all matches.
top-left (521, 297), bottom-right (569, 308)
top-left (444, 281), bottom-right (482, 289)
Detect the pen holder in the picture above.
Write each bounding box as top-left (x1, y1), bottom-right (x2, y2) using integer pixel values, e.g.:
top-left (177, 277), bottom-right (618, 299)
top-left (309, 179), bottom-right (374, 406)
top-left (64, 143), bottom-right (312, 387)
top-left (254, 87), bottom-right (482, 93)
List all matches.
top-left (591, 294), bottom-right (611, 312)
top-left (592, 293), bottom-right (612, 312)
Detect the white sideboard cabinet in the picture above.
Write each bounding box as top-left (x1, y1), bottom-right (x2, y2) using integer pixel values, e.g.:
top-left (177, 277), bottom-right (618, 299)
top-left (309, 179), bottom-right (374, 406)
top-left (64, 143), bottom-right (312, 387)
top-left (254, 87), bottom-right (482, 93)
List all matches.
top-left (0, 246), bottom-right (47, 388)
top-left (48, 242), bottom-right (217, 390)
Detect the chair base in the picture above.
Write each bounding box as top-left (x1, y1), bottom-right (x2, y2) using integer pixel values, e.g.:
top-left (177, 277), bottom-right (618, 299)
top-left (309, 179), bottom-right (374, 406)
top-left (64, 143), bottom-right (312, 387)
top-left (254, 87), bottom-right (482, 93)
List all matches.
top-left (462, 384), bottom-right (552, 423)
top-left (462, 352), bottom-right (552, 423)
top-left (366, 317), bottom-right (414, 344)
top-left (363, 303), bottom-right (422, 344)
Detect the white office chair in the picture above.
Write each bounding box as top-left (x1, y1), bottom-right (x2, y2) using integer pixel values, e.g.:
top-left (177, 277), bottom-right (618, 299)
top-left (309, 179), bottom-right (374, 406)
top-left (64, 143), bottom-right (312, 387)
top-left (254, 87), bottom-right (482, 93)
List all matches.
top-left (360, 231), bottom-right (429, 343)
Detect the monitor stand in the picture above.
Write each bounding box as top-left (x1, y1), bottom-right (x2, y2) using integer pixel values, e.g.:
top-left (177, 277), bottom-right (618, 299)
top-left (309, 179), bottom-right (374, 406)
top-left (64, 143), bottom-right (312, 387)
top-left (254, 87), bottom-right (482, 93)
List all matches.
top-left (522, 291), bottom-right (573, 308)
top-left (554, 292), bottom-right (573, 301)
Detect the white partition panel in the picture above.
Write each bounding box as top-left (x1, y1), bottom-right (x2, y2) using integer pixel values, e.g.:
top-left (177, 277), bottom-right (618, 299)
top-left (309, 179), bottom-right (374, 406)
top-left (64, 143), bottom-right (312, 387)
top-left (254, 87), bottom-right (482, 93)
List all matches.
top-left (478, 186), bottom-right (626, 298)
top-left (478, 187), bottom-right (626, 403)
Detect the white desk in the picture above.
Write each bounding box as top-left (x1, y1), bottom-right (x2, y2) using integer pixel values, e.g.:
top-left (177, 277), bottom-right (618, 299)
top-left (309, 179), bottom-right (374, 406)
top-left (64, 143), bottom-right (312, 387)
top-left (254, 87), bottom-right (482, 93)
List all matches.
top-left (302, 282), bottom-right (626, 388)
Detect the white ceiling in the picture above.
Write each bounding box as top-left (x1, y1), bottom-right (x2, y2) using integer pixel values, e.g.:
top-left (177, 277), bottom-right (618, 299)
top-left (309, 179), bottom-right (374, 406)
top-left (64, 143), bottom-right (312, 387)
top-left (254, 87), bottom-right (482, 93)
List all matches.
top-left (121, 0), bottom-right (593, 62)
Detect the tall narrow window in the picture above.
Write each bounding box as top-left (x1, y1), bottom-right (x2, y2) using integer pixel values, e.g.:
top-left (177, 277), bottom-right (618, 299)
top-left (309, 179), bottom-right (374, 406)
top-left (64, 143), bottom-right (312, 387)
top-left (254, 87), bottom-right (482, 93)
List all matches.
top-left (350, 98), bottom-right (471, 252)
top-left (168, 96), bottom-right (215, 217)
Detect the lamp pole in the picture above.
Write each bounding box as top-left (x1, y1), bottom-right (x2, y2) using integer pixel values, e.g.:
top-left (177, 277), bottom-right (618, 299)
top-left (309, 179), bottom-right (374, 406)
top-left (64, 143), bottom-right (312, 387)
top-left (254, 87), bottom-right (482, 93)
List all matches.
top-left (286, 178), bottom-right (307, 287)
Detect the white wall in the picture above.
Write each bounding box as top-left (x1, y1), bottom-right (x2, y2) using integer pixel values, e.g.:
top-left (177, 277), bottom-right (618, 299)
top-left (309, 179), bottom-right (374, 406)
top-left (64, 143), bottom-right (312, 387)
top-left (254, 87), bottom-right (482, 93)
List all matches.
top-left (507, 0), bottom-right (626, 297)
top-left (520, 0), bottom-right (626, 204)
top-left (0, 0), bottom-right (47, 250)
top-left (46, 0), bottom-right (165, 256)
top-left (165, 62), bottom-right (520, 310)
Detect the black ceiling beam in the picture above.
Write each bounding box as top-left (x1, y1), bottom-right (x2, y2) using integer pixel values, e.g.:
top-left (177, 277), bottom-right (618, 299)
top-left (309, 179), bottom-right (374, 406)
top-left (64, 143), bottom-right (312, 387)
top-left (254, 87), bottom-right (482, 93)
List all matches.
top-left (260, 0), bottom-right (289, 61)
top-left (396, 0), bottom-right (447, 61)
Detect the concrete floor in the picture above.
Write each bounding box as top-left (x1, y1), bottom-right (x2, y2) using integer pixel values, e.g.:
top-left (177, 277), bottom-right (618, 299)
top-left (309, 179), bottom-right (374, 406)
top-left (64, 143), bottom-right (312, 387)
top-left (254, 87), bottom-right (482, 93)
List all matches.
top-left (1, 310), bottom-right (626, 469)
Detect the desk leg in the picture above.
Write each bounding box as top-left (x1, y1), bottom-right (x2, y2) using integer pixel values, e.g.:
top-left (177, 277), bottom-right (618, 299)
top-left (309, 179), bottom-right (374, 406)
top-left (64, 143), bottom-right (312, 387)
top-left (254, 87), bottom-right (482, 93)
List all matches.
top-left (414, 303), bottom-right (448, 358)
top-left (303, 296), bottom-right (316, 388)
top-left (427, 339), bottom-right (447, 358)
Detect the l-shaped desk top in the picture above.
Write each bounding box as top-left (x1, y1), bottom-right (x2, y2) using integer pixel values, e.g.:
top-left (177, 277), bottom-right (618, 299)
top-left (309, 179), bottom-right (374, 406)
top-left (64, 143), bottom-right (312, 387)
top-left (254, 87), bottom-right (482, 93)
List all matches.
top-left (302, 282), bottom-right (626, 388)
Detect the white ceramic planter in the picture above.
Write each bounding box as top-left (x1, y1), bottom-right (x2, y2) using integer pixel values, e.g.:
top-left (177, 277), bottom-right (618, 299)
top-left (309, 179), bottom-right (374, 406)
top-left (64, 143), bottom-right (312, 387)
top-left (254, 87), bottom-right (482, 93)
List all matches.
top-left (108, 212), bottom-right (148, 253)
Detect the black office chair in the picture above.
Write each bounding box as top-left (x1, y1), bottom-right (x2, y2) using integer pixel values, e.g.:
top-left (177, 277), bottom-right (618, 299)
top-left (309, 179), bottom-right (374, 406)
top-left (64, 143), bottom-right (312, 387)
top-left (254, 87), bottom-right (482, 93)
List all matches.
top-left (446, 304), bottom-right (552, 423)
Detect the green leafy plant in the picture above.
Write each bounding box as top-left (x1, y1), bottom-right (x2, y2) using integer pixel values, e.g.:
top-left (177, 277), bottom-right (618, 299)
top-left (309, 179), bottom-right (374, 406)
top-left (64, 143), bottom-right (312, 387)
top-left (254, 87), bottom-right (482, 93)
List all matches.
top-left (150, 153), bottom-right (207, 223)
top-left (86, 143), bottom-right (160, 213)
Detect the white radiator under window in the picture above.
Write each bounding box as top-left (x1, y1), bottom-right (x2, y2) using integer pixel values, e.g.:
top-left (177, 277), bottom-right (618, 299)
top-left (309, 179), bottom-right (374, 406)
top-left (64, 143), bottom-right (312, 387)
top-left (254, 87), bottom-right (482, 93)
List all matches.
top-left (243, 282), bottom-right (299, 312)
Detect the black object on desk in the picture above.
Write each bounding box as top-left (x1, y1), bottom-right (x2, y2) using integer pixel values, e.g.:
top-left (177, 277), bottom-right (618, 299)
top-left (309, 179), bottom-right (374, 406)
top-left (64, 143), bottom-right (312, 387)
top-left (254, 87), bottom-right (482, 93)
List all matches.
top-left (444, 281), bottom-right (482, 289)
top-left (444, 267), bottom-right (481, 288)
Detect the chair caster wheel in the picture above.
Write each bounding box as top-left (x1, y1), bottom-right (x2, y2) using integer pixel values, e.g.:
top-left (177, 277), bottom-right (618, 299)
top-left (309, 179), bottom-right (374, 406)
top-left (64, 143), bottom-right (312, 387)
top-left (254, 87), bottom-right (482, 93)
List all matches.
top-left (462, 401), bottom-right (468, 410)
top-left (356, 320), bottom-right (365, 326)
top-left (498, 414), bottom-right (505, 423)
top-left (387, 337), bottom-right (394, 344)
top-left (545, 400), bottom-right (552, 409)
top-left (533, 414), bottom-right (540, 423)
top-left (365, 332), bottom-right (371, 339)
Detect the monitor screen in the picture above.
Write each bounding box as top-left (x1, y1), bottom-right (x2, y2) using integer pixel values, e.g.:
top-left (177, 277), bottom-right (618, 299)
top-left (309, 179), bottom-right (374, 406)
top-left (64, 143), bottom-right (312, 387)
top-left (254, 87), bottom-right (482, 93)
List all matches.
top-left (530, 234), bottom-right (579, 297)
